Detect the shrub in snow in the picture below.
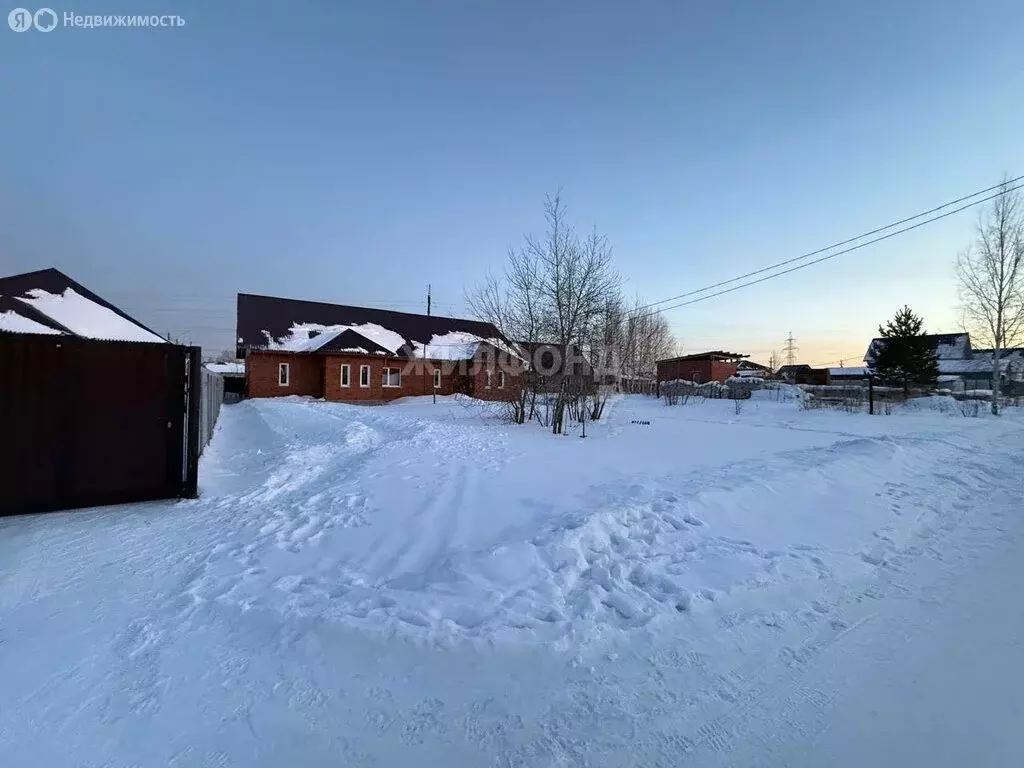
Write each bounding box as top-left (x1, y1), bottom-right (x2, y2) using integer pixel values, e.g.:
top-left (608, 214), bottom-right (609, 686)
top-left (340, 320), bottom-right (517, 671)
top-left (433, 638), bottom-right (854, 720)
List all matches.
top-left (726, 377), bottom-right (761, 400)
top-left (960, 400), bottom-right (983, 418)
top-left (661, 379), bottom-right (730, 403)
top-left (900, 395), bottom-right (960, 414)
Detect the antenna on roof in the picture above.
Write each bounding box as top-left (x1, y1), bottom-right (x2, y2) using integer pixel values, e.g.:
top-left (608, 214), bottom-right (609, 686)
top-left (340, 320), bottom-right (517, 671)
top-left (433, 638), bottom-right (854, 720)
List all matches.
top-left (427, 284), bottom-right (432, 316)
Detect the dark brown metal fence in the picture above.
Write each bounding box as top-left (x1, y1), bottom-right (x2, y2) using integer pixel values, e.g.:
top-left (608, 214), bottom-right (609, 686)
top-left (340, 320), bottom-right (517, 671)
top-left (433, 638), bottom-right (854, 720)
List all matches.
top-left (0, 335), bottom-right (201, 516)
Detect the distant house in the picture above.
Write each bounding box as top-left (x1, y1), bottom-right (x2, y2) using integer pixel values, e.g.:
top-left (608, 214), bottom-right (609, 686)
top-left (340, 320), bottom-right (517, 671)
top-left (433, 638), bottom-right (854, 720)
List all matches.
top-left (775, 364), bottom-right (828, 385)
top-left (736, 359), bottom-right (772, 378)
top-left (657, 351), bottom-right (748, 386)
top-left (205, 361), bottom-right (246, 398)
top-left (863, 333), bottom-right (1020, 392)
top-left (827, 366), bottom-right (870, 384)
top-left (236, 293), bottom-right (523, 404)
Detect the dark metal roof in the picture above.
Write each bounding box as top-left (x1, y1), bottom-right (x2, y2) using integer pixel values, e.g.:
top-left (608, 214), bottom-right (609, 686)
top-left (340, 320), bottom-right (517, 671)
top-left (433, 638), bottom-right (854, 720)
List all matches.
top-left (864, 332), bottom-right (970, 364)
top-left (657, 350), bottom-right (749, 363)
top-left (0, 268), bottom-right (164, 341)
top-left (316, 328), bottom-right (393, 356)
top-left (236, 292), bottom-right (508, 357)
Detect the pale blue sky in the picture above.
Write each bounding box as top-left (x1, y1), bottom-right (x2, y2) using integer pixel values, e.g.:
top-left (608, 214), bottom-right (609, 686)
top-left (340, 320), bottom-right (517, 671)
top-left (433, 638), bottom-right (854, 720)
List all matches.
top-left (2, 0), bottom-right (1022, 364)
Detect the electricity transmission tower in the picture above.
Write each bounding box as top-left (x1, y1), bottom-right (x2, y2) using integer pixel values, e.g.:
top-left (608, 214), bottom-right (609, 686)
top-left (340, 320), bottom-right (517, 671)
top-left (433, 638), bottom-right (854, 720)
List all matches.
top-left (783, 332), bottom-right (798, 366)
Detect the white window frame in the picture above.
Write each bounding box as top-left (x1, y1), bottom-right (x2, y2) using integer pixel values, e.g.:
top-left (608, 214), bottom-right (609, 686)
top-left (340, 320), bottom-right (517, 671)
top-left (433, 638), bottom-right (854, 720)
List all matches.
top-left (340, 364), bottom-right (351, 387)
top-left (433, 369), bottom-right (441, 389)
top-left (382, 367), bottom-right (401, 388)
top-left (485, 370), bottom-right (492, 389)
top-left (359, 364), bottom-right (370, 388)
top-left (499, 371), bottom-right (506, 389)
top-left (278, 362), bottom-right (290, 387)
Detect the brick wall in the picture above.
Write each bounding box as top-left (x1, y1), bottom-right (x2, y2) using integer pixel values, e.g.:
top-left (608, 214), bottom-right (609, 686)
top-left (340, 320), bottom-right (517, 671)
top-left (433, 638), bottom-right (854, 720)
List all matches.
top-left (247, 353), bottom-right (322, 398)
top-left (469, 364), bottom-right (522, 400)
top-left (710, 361), bottom-right (739, 383)
top-left (247, 352), bottom-right (524, 404)
top-left (657, 359), bottom-right (738, 384)
top-left (658, 359), bottom-right (712, 383)
top-left (322, 355), bottom-right (451, 403)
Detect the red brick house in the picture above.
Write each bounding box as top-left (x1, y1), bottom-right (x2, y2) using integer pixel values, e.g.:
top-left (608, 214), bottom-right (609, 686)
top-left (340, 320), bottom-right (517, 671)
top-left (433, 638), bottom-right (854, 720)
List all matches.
top-left (656, 351), bottom-right (748, 387)
top-left (236, 293), bottom-right (524, 404)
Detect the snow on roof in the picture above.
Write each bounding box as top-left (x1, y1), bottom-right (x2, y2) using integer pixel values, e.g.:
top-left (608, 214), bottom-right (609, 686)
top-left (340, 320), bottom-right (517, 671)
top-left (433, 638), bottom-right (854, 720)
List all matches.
top-left (0, 309), bottom-right (63, 335)
top-left (412, 331), bottom-right (483, 360)
top-left (938, 359), bottom-right (1006, 374)
top-left (865, 333), bottom-right (970, 363)
top-left (205, 362), bottom-right (245, 375)
top-left (17, 287), bottom-right (165, 343)
top-left (974, 348), bottom-right (1024, 364)
top-left (266, 322), bottom-right (408, 354)
top-left (829, 367), bottom-right (869, 376)
top-left (408, 331), bottom-right (526, 361)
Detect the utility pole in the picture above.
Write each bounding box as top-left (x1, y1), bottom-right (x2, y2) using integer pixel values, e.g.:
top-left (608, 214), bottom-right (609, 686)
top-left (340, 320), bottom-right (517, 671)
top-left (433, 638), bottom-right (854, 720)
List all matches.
top-left (783, 332), bottom-right (798, 366)
top-left (426, 284), bottom-right (431, 316)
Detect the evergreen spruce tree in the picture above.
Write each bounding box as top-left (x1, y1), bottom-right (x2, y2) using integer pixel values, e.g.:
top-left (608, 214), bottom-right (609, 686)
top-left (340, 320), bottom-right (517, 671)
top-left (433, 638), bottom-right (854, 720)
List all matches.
top-left (870, 306), bottom-right (940, 394)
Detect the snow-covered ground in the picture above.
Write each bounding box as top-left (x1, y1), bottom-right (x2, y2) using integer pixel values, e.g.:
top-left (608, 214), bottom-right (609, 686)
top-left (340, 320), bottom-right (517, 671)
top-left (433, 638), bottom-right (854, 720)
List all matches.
top-left (1, 393), bottom-right (1022, 766)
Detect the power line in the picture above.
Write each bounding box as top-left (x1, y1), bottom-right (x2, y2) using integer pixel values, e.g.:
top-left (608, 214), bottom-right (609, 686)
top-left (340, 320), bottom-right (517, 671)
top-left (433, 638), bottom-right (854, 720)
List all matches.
top-left (642, 181), bottom-right (1024, 317)
top-left (634, 175), bottom-right (1023, 313)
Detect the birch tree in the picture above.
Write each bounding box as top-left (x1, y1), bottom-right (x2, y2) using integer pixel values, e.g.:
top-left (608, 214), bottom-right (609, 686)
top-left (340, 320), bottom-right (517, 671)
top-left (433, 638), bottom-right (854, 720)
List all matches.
top-left (956, 179), bottom-right (1024, 415)
top-left (467, 192), bottom-right (621, 433)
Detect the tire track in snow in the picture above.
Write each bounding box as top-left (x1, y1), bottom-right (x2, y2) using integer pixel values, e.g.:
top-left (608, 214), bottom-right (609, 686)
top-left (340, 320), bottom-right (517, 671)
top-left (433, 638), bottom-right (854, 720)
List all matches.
top-left (642, 426), bottom-right (1023, 765)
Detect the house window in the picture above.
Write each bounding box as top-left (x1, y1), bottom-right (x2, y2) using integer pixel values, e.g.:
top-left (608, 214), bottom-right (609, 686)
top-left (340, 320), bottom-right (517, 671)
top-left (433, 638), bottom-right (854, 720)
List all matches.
top-left (382, 367), bottom-right (401, 388)
top-left (433, 369), bottom-right (441, 389)
top-left (499, 371), bottom-right (506, 389)
top-left (359, 365), bottom-right (370, 387)
top-left (278, 362), bottom-right (290, 387)
top-left (340, 364), bottom-right (351, 387)
top-left (485, 370), bottom-right (492, 388)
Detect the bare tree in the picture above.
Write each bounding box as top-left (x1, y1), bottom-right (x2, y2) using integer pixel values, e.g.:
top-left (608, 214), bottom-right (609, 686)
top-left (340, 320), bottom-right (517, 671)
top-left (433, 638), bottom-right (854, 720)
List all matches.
top-left (467, 192), bottom-right (621, 433)
top-left (768, 350), bottom-right (780, 375)
top-left (956, 179), bottom-right (1024, 415)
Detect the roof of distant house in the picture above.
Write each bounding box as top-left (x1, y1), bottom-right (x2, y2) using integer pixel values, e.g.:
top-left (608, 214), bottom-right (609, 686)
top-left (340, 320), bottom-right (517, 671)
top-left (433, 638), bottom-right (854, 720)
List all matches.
top-left (236, 293), bottom-right (519, 361)
top-left (973, 347), bottom-right (1024, 362)
top-left (0, 269), bottom-right (166, 343)
top-left (657, 350), bottom-right (749, 363)
top-left (737, 359), bottom-right (771, 371)
top-left (864, 332), bottom-right (970, 364)
top-left (829, 366), bottom-right (870, 377)
top-left (776, 364), bottom-right (813, 375)
top-left (205, 361), bottom-right (245, 376)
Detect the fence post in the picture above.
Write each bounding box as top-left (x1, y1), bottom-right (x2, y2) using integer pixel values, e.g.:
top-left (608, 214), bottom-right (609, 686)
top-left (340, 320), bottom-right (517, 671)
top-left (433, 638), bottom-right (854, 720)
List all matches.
top-left (183, 346), bottom-right (202, 498)
top-left (868, 374), bottom-right (875, 415)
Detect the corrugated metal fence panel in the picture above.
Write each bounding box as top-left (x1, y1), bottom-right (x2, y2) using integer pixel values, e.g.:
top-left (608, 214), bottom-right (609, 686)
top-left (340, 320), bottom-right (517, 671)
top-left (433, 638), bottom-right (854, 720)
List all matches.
top-left (0, 335), bottom-right (63, 512)
top-left (0, 334), bottom-right (190, 516)
top-left (198, 368), bottom-right (224, 452)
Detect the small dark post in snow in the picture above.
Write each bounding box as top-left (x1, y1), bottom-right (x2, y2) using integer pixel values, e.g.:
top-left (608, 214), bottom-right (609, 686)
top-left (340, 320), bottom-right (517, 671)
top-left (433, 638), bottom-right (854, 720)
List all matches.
top-left (868, 374), bottom-right (875, 415)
